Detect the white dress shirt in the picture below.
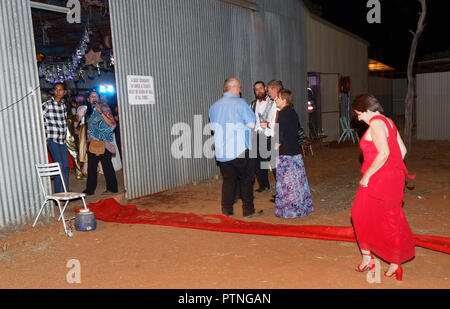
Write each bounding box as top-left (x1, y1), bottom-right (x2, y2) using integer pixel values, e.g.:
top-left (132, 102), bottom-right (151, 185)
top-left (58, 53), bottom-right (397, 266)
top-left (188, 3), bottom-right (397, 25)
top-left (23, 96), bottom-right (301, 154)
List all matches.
top-left (254, 97), bottom-right (278, 137)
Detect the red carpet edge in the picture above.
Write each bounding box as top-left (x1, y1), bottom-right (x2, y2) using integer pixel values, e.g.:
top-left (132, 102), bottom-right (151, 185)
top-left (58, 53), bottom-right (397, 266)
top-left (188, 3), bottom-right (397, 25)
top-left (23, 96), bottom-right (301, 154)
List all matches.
top-left (82, 198), bottom-right (450, 255)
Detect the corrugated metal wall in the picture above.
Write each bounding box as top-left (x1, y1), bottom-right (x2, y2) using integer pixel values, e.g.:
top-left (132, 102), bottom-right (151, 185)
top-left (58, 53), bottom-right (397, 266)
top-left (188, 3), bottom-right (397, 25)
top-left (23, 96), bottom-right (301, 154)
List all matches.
top-left (252, 0), bottom-right (307, 130)
top-left (109, 0), bottom-right (307, 200)
top-left (416, 72), bottom-right (450, 141)
top-left (306, 14), bottom-right (368, 97)
top-left (368, 76), bottom-right (393, 117)
top-left (392, 78), bottom-right (407, 116)
top-left (0, 0), bottom-right (48, 227)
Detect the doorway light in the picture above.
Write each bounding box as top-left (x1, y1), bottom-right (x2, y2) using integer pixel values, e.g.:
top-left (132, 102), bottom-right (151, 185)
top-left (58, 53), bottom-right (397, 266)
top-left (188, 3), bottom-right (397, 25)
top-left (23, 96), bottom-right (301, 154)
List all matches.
top-left (99, 84), bottom-right (115, 94)
top-left (368, 59), bottom-right (395, 72)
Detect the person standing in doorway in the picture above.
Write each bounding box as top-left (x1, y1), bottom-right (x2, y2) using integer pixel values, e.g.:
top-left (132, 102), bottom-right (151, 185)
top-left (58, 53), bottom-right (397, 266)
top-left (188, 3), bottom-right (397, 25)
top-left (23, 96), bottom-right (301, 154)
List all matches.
top-left (209, 77), bottom-right (262, 218)
top-left (42, 83), bottom-right (70, 193)
top-left (65, 91), bottom-right (85, 180)
top-left (83, 90), bottom-right (118, 196)
top-left (250, 81), bottom-right (278, 193)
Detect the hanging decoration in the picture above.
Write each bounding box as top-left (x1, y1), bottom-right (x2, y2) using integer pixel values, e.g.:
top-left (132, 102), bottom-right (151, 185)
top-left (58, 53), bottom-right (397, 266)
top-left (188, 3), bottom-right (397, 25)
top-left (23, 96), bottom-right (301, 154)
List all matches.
top-left (36, 0), bottom-right (112, 85)
top-left (84, 49), bottom-right (103, 66)
top-left (38, 27), bottom-right (115, 84)
top-left (71, 28), bottom-right (92, 71)
top-left (39, 28), bottom-right (91, 83)
top-left (38, 27), bottom-right (111, 84)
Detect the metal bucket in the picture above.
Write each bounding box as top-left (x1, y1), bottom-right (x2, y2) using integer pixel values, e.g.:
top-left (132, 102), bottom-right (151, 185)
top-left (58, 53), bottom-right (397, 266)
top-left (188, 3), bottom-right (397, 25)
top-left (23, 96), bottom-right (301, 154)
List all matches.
top-left (75, 209), bottom-right (96, 231)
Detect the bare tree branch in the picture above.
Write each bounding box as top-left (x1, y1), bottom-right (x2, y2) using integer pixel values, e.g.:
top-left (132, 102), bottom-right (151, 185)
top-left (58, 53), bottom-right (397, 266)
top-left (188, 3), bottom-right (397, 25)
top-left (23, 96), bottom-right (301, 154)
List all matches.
top-left (404, 0), bottom-right (427, 154)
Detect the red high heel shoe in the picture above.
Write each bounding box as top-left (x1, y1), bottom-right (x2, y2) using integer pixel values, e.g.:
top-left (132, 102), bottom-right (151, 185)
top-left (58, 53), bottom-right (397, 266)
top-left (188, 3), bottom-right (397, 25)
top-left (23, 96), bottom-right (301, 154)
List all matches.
top-left (355, 252), bottom-right (375, 272)
top-left (384, 265), bottom-right (403, 281)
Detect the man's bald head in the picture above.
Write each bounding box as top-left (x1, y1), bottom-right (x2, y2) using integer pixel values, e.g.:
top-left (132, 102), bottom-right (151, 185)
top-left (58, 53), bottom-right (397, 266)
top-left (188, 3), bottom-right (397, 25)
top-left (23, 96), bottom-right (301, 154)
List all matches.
top-left (223, 77), bottom-right (241, 96)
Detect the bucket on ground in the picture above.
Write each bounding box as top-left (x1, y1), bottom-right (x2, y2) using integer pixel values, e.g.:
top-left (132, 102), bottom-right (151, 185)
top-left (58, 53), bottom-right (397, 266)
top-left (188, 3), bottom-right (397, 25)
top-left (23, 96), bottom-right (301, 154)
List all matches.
top-left (75, 208), bottom-right (96, 231)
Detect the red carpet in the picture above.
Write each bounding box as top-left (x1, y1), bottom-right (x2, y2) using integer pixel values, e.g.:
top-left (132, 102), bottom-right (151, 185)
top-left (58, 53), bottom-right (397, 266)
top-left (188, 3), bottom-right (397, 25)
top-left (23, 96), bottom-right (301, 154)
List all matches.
top-left (86, 198), bottom-right (450, 255)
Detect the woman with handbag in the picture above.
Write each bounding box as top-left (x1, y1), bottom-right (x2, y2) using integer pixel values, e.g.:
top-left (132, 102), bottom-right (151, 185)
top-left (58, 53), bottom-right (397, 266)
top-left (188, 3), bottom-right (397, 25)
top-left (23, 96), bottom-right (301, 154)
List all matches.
top-left (83, 90), bottom-right (118, 195)
top-left (274, 89), bottom-right (314, 218)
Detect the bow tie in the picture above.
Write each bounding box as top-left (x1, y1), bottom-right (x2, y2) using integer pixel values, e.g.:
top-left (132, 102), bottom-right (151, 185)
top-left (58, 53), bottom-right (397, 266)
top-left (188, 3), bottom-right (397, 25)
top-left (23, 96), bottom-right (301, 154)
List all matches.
top-left (258, 98), bottom-right (267, 103)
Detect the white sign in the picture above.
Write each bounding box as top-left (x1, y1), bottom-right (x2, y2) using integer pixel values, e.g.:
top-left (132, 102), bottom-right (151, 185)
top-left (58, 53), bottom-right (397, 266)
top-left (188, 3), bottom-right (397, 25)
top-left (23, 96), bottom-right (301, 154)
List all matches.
top-left (127, 75), bottom-right (155, 105)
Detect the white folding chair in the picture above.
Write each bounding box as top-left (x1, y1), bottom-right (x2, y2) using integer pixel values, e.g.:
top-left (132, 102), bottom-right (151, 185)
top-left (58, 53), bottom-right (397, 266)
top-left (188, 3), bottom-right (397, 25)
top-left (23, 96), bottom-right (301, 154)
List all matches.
top-left (33, 163), bottom-right (88, 235)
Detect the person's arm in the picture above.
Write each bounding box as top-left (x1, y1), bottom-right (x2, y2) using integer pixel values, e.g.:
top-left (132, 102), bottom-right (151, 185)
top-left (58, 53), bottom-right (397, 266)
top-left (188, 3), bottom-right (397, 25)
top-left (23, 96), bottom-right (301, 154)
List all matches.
top-left (42, 102), bottom-right (49, 143)
top-left (260, 103), bottom-right (277, 135)
top-left (274, 111), bottom-right (286, 150)
top-left (360, 119), bottom-right (390, 187)
top-left (397, 130), bottom-right (407, 160)
top-left (241, 101), bottom-right (256, 129)
top-left (97, 104), bottom-right (116, 128)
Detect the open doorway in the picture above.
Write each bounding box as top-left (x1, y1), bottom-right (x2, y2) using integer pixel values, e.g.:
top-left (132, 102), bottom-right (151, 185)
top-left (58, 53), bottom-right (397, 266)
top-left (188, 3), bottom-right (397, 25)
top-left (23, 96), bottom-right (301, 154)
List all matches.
top-left (308, 72), bottom-right (341, 142)
top-left (31, 0), bottom-right (123, 197)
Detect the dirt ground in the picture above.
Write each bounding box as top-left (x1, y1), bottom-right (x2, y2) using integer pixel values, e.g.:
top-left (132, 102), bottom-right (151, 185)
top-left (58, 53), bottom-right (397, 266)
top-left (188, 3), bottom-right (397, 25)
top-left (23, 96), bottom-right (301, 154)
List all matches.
top-left (0, 138), bottom-right (449, 290)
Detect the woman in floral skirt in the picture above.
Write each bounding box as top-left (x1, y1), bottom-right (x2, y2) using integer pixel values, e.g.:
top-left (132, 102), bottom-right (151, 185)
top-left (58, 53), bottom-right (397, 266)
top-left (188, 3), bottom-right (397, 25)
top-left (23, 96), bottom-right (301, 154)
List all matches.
top-left (274, 89), bottom-right (314, 218)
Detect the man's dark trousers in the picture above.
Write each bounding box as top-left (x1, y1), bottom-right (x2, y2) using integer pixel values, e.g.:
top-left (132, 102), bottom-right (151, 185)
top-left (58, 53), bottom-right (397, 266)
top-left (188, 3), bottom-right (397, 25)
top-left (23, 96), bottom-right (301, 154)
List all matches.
top-left (219, 150), bottom-right (256, 216)
top-left (255, 133), bottom-right (271, 190)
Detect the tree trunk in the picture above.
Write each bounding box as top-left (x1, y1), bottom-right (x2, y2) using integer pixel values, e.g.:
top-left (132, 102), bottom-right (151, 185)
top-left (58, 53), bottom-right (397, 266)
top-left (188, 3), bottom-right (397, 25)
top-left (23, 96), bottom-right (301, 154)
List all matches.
top-left (404, 0), bottom-right (427, 153)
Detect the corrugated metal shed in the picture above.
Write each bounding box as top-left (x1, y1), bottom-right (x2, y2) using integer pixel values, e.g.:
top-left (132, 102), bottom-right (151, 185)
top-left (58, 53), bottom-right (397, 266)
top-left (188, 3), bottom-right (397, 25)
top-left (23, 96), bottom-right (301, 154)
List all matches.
top-left (0, 0), bottom-right (308, 227)
top-left (305, 12), bottom-right (368, 140)
top-left (306, 13), bottom-right (369, 96)
top-left (109, 0), bottom-right (308, 200)
top-left (416, 72), bottom-right (450, 141)
top-left (0, 0), bottom-right (48, 227)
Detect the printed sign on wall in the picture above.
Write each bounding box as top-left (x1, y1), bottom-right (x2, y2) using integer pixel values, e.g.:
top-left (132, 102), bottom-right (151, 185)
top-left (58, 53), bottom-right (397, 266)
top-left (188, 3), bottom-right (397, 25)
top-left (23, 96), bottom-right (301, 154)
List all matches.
top-left (127, 75), bottom-right (155, 105)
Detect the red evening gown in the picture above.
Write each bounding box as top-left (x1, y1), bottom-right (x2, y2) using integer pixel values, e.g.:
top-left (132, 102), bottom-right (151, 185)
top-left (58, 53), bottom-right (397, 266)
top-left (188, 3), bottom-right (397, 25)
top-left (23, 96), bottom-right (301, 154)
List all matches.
top-left (351, 115), bottom-right (415, 264)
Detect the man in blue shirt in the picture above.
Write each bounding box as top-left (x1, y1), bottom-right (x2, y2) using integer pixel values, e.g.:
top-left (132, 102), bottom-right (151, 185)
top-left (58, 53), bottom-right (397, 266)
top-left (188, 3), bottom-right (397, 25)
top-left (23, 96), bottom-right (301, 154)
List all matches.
top-left (209, 78), bottom-right (263, 218)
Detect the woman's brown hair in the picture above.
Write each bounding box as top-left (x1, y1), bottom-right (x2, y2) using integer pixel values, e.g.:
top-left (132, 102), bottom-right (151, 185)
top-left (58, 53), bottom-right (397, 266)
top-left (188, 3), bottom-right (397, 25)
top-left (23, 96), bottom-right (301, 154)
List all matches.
top-left (352, 93), bottom-right (384, 113)
top-left (278, 88), bottom-right (294, 107)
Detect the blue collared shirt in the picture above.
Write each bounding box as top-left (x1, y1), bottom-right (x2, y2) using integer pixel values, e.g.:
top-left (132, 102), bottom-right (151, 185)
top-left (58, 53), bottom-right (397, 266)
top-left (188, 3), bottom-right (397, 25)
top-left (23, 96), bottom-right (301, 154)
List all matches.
top-left (209, 92), bottom-right (256, 162)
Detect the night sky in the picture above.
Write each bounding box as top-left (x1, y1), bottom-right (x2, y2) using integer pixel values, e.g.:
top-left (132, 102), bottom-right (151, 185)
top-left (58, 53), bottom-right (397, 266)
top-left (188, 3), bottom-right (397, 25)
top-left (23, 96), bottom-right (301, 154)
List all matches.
top-left (306, 0), bottom-right (448, 71)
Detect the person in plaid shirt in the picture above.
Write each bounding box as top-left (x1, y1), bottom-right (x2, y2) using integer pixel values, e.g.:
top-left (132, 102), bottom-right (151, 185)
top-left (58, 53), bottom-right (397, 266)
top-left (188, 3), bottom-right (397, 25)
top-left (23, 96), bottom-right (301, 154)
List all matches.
top-left (42, 83), bottom-right (69, 193)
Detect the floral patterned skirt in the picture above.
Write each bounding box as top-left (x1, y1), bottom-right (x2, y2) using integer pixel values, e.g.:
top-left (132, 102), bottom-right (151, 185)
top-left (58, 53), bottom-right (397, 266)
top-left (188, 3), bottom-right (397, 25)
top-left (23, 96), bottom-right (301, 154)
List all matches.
top-left (275, 154), bottom-right (314, 218)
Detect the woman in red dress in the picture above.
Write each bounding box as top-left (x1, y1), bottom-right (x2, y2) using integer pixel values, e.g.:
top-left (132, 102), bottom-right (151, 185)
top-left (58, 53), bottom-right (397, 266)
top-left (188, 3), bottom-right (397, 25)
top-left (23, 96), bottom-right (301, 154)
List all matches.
top-left (351, 94), bottom-right (415, 281)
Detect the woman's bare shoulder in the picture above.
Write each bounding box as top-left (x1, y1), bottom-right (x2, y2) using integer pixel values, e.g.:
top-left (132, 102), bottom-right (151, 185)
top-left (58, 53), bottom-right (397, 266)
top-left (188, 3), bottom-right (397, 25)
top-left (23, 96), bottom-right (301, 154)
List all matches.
top-left (369, 118), bottom-right (389, 138)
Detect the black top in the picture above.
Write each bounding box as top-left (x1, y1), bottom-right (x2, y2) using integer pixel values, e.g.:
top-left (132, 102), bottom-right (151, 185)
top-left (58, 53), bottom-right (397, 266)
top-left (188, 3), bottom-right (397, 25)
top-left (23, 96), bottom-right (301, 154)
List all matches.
top-left (278, 106), bottom-right (302, 156)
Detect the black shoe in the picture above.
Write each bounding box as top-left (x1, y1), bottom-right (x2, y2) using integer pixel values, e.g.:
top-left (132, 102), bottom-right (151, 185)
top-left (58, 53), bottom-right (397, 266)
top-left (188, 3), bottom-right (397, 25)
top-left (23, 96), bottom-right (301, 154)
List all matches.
top-left (243, 209), bottom-right (263, 218)
top-left (255, 186), bottom-right (269, 193)
top-left (82, 189), bottom-right (94, 196)
top-left (270, 198), bottom-right (275, 203)
top-left (222, 212), bottom-right (234, 217)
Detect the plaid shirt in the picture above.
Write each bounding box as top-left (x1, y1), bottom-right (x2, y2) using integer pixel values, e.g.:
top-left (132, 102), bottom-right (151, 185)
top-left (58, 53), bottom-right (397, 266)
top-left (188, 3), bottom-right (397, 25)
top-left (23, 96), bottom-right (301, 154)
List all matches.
top-left (42, 97), bottom-right (67, 144)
